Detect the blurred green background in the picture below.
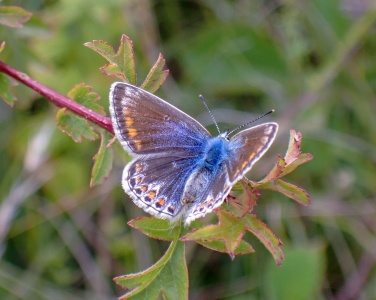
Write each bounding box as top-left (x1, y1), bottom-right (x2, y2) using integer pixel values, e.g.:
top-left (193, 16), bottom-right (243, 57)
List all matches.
top-left (1, 0), bottom-right (376, 299)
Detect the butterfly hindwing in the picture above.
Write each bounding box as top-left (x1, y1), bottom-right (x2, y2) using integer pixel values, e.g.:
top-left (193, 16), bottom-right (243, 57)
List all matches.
top-left (225, 123), bottom-right (278, 183)
top-left (185, 166), bottom-right (230, 223)
top-left (123, 155), bottom-right (199, 219)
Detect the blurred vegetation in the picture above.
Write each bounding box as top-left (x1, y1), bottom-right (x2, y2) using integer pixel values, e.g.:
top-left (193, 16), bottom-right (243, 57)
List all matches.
top-left (1, 0), bottom-right (376, 299)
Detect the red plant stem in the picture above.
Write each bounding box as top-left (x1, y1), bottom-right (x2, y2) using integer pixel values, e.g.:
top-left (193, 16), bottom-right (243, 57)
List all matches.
top-left (0, 61), bottom-right (114, 135)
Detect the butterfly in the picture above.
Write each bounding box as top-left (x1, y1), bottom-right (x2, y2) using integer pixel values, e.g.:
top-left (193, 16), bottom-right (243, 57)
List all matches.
top-left (109, 82), bottom-right (278, 225)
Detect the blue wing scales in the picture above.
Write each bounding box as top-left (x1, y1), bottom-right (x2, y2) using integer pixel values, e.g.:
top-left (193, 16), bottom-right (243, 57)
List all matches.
top-left (110, 83), bottom-right (210, 156)
top-left (123, 155), bottom-right (199, 219)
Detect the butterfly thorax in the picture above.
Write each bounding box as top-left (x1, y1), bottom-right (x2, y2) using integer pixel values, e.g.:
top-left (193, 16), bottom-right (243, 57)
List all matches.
top-left (181, 136), bottom-right (230, 205)
top-left (203, 136), bottom-right (230, 169)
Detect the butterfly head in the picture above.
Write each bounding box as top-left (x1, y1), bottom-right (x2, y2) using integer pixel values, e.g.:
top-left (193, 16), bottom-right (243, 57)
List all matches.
top-left (219, 130), bottom-right (230, 140)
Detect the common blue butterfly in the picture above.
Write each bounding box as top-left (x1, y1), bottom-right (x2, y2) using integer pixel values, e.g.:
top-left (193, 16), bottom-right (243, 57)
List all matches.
top-left (109, 82), bottom-right (278, 225)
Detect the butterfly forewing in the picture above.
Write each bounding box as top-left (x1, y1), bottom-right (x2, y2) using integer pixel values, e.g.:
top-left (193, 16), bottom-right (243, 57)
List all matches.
top-left (110, 82), bottom-right (211, 155)
top-left (226, 123), bottom-right (278, 183)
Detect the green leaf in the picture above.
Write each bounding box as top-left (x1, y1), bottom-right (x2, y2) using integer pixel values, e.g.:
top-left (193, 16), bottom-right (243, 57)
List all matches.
top-left (259, 154), bottom-right (285, 183)
top-left (258, 179), bottom-right (311, 206)
top-left (67, 83), bottom-right (105, 114)
top-left (282, 152), bottom-right (314, 177)
top-left (181, 209), bottom-right (248, 260)
top-left (182, 210), bottom-right (284, 263)
top-left (0, 73), bottom-right (16, 106)
top-left (128, 217), bottom-right (182, 241)
top-left (282, 130), bottom-right (314, 176)
top-left (56, 108), bottom-right (98, 142)
top-left (259, 130), bottom-right (313, 183)
top-left (245, 214), bottom-right (284, 266)
top-left (84, 34), bottom-right (136, 83)
top-left (90, 131), bottom-right (113, 187)
top-left (0, 6), bottom-right (32, 28)
top-left (141, 53), bottom-right (169, 93)
top-left (115, 240), bottom-right (188, 300)
top-left (227, 180), bottom-right (259, 217)
top-left (196, 239), bottom-right (254, 256)
top-left (56, 84), bottom-right (104, 142)
top-left (285, 130), bottom-right (304, 165)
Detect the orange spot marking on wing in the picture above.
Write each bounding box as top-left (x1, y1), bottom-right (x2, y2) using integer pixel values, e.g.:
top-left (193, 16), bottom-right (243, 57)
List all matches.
top-left (156, 198), bottom-right (165, 208)
top-left (132, 140), bottom-right (142, 151)
top-left (140, 185), bottom-right (148, 193)
top-left (249, 152), bottom-right (256, 161)
top-left (123, 108), bottom-right (132, 116)
top-left (146, 191), bottom-right (156, 200)
top-left (128, 128), bottom-right (138, 138)
top-left (125, 117), bottom-right (134, 127)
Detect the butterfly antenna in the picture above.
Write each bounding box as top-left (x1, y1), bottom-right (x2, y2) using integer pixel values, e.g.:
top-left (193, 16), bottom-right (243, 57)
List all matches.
top-left (199, 95), bottom-right (221, 134)
top-left (226, 109), bottom-right (275, 137)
